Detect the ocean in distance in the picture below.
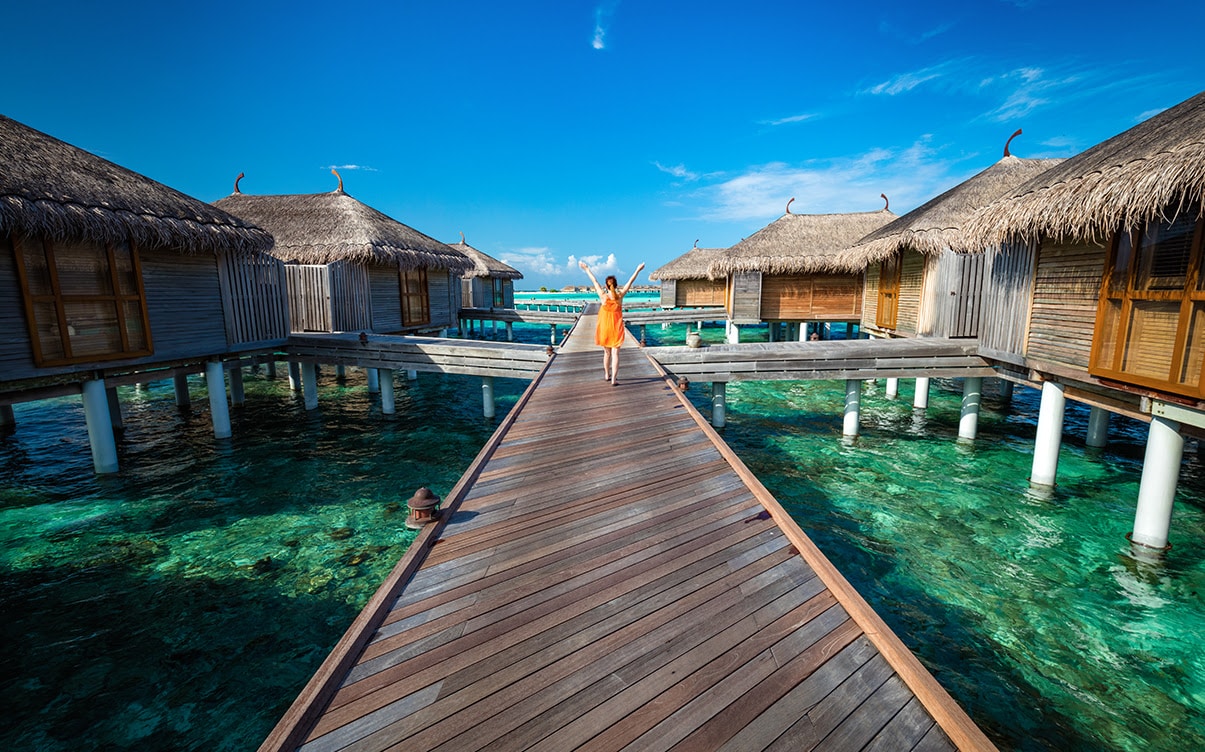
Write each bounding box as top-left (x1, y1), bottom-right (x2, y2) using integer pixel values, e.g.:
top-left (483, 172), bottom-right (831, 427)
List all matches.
top-left (0, 311), bottom-right (1201, 751)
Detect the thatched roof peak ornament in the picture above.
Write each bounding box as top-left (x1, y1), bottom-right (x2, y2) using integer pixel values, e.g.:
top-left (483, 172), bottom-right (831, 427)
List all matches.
top-left (234, 172), bottom-right (245, 194)
top-left (1003, 128), bottom-right (1023, 158)
top-left (880, 193), bottom-right (889, 212)
top-left (785, 197), bottom-right (795, 215)
top-left (331, 168), bottom-right (344, 193)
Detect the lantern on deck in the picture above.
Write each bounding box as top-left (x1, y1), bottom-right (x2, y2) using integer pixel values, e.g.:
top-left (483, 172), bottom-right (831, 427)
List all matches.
top-left (405, 487), bottom-right (441, 529)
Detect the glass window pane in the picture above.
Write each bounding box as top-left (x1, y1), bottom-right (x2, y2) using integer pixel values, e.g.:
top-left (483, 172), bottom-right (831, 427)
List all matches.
top-left (55, 241), bottom-right (115, 296)
top-left (123, 301), bottom-right (148, 351)
top-left (64, 300), bottom-right (122, 358)
top-left (1109, 231), bottom-right (1133, 293)
top-left (1120, 300), bottom-right (1180, 380)
top-left (1181, 302), bottom-right (1204, 389)
top-left (112, 242), bottom-right (139, 295)
top-left (32, 302), bottom-right (65, 361)
top-left (18, 237), bottom-right (56, 296)
top-left (1093, 298), bottom-right (1123, 371)
top-left (1134, 214), bottom-right (1194, 291)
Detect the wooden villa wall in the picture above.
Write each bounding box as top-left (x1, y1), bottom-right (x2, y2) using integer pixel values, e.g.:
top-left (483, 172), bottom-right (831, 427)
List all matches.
top-left (369, 265), bottom-right (403, 333)
top-left (216, 251), bottom-right (290, 347)
top-left (286, 265), bottom-right (332, 333)
top-left (926, 251), bottom-right (984, 339)
top-left (502, 279), bottom-right (515, 309)
top-left (895, 250), bottom-right (925, 336)
top-left (659, 280), bottom-right (676, 307)
top-left (979, 241), bottom-right (1036, 362)
top-left (428, 269), bottom-right (455, 329)
top-left (675, 278), bottom-right (726, 307)
top-left (759, 273), bottom-right (862, 321)
top-left (460, 278), bottom-right (475, 309)
top-left (861, 264), bottom-right (880, 331)
top-left (1, 237), bottom-right (232, 382)
top-left (327, 262), bottom-right (372, 333)
top-left (1026, 239), bottom-right (1105, 370)
top-left (730, 271), bottom-right (762, 324)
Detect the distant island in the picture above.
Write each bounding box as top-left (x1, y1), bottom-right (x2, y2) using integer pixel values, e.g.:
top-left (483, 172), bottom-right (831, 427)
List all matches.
top-left (551, 284), bottom-right (660, 293)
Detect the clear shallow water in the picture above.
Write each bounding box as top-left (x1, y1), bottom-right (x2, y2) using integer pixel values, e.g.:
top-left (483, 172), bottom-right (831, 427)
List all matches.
top-left (1, 325), bottom-right (1202, 751)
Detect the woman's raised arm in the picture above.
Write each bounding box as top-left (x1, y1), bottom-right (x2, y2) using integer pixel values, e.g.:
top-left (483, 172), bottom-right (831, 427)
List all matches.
top-left (620, 262), bottom-right (646, 295)
top-left (578, 261), bottom-right (605, 299)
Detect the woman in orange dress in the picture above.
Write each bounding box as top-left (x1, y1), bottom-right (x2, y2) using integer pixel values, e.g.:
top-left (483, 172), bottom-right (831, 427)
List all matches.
top-left (579, 260), bottom-right (644, 385)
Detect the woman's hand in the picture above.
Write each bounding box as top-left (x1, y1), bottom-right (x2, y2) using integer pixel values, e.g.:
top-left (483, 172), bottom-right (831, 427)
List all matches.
top-left (636, 263), bottom-right (645, 273)
top-left (579, 261), bottom-right (589, 271)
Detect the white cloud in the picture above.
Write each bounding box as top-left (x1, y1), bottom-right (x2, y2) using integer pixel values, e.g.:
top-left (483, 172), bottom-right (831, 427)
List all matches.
top-left (863, 63), bottom-right (950, 95)
top-left (592, 3), bottom-right (618, 50)
top-left (653, 161), bottom-right (699, 181)
top-left (567, 253), bottom-right (620, 276)
top-left (323, 164), bottom-right (377, 171)
top-left (761, 113), bottom-right (817, 127)
top-left (500, 246), bottom-right (559, 277)
top-left (687, 138), bottom-right (969, 222)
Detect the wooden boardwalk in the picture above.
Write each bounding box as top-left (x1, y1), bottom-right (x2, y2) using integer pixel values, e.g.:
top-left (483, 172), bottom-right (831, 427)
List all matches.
top-left (260, 313), bottom-right (996, 752)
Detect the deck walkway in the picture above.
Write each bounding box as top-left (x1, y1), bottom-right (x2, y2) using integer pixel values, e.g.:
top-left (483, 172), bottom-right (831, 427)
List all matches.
top-left (260, 312), bottom-right (996, 752)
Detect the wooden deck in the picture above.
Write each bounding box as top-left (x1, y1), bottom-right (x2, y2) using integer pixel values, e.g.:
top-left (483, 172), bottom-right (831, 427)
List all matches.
top-left (286, 333), bottom-right (552, 380)
top-left (259, 315), bottom-right (997, 752)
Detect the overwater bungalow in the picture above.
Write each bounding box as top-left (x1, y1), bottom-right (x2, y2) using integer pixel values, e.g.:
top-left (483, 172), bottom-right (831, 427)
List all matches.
top-left (0, 114), bottom-right (287, 472)
top-left (968, 88), bottom-right (1205, 554)
top-left (216, 174), bottom-right (472, 336)
top-left (648, 243), bottom-right (728, 309)
top-left (843, 134), bottom-right (1061, 340)
top-left (708, 200), bottom-right (895, 342)
top-left (446, 233), bottom-right (522, 310)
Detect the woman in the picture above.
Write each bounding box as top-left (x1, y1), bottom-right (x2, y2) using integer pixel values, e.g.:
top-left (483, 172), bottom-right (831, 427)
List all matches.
top-left (579, 260), bottom-right (645, 385)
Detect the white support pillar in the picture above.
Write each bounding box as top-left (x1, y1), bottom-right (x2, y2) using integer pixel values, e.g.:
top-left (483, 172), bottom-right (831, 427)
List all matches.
top-left (1086, 406), bottom-right (1110, 448)
top-left (82, 379), bottom-right (119, 474)
top-left (229, 366), bottom-right (245, 407)
top-left (843, 379), bottom-right (861, 437)
top-left (205, 361), bottom-right (232, 439)
top-left (1030, 381), bottom-right (1066, 487)
top-left (380, 369), bottom-right (396, 415)
top-left (366, 367), bottom-right (380, 394)
top-left (0, 404), bottom-right (14, 430)
top-left (301, 362), bottom-right (319, 411)
top-left (482, 376), bottom-right (496, 419)
top-left (266, 360), bottom-right (277, 379)
top-left (885, 377), bottom-right (899, 400)
top-left (335, 364), bottom-right (346, 380)
top-left (407, 369), bottom-right (417, 380)
top-left (799, 323), bottom-right (808, 343)
top-left (506, 322), bottom-right (513, 341)
top-left (913, 377), bottom-right (930, 410)
top-left (1130, 416), bottom-right (1184, 551)
top-left (726, 323), bottom-right (740, 344)
top-left (549, 325), bottom-right (558, 345)
top-left (959, 377), bottom-right (983, 441)
top-left (768, 324), bottom-right (777, 343)
top-left (106, 386), bottom-right (124, 430)
top-left (712, 382), bottom-right (727, 428)
top-left (173, 373), bottom-right (191, 408)
top-left (287, 361), bottom-right (301, 392)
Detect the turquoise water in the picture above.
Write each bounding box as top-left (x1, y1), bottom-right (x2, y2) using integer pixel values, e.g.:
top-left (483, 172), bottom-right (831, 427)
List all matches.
top-left (1, 321), bottom-right (1202, 750)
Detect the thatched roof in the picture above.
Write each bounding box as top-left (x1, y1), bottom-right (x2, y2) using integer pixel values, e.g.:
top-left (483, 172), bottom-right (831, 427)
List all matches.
top-left (708, 207), bottom-right (896, 278)
top-left (649, 246), bottom-right (729, 280)
top-left (215, 190), bottom-right (472, 271)
top-left (446, 235), bottom-right (523, 279)
top-left (968, 89), bottom-right (1205, 246)
top-left (841, 155), bottom-right (1063, 267)
top-left (0, 114), bottom-right (271, 254)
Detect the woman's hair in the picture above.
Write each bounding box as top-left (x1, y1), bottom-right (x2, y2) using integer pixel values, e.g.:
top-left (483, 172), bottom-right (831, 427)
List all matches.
top-left (605, 275), bottom-right (618, 290)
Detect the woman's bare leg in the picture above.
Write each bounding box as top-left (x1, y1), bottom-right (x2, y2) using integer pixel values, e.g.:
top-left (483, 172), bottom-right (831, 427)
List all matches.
top-left (602, 349), bottom-right (611, 380)
top-left (610, 347), bottom-right (620, 384)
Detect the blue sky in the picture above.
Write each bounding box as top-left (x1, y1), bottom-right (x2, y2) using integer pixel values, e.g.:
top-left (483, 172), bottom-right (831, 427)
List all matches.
top-left (4, 1), bottom-right (1201, 289)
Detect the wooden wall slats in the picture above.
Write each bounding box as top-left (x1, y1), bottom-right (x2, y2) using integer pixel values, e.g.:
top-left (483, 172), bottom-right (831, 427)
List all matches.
top-left (1026, 240), bottom-right (1105, 369)
top-left (368, 265), bottom-right (402, 333)
top-left (732, 272), bottom-right (762, 324)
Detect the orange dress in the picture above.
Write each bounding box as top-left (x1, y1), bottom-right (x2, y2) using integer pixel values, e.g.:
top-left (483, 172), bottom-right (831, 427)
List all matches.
top-left (595, 294), bottom-right (625, 348)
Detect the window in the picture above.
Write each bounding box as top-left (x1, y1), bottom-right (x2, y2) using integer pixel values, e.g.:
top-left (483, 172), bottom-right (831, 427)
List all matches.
top-left (12, 234), bottom-right (152, 366)
top-left (491, 277), bottom-right (505, 308)
top-left (876, 253), bottom-right (901, 329)
top-left (1091, 209), bottom-right (1204, 398)
top-left (400, 268), bottom-right (430, 326)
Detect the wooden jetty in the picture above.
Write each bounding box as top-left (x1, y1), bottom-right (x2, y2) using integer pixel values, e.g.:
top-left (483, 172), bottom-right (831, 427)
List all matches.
top-left (260, 312), bottom-right (996, 752)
